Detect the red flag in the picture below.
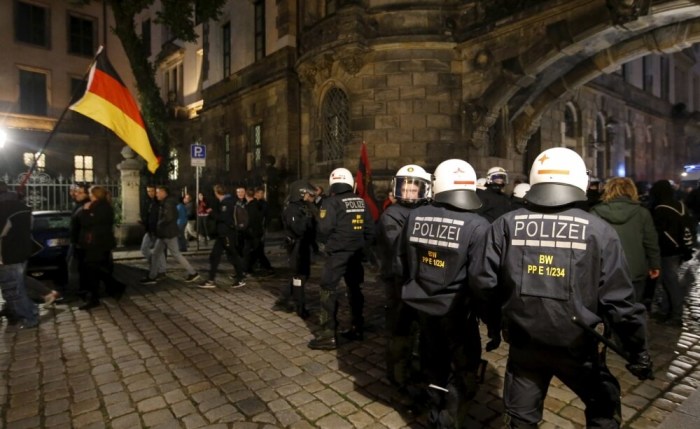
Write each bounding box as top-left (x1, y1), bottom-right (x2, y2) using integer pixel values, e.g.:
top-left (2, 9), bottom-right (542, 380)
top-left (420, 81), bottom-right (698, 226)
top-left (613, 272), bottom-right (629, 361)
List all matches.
top-left (70, 46), bottom-right (160, 173)
top-left (355, 142), bottom-right (380, 221)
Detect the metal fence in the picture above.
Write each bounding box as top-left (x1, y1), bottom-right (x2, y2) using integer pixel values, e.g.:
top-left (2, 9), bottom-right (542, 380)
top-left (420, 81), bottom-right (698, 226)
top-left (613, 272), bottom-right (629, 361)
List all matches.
top-left (1, 172), bottom-right (121, 212)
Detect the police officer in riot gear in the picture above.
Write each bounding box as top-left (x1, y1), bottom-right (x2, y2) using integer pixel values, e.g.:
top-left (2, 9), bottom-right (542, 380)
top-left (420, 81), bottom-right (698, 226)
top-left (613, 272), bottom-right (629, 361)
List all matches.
top-left (273, 180), bottom-right (318, 318)
top-left (378, 164), bottom-right (431, 388)
top-left (476, 166), bottom-right (512, 222)
top-left (475, 148), bottom-right (653, 428)
top-left (399, 159), bottom-right (491, 428)
top-left (308, 168), bottom-right (374, 350)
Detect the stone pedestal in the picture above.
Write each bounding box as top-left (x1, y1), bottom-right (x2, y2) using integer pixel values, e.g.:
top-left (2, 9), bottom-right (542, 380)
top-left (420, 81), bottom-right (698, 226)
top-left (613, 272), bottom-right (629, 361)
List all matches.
top-left (116, 146), bottom-right (145, 246)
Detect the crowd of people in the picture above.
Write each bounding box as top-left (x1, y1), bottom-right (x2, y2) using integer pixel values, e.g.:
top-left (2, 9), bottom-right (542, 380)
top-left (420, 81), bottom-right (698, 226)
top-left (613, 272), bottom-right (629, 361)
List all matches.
top-left (3, 145), bottom-right (698, 427)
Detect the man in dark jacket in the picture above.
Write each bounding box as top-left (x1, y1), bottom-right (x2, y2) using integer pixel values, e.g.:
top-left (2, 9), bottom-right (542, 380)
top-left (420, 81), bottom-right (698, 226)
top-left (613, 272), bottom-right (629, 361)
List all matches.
top-left (244, 188), bottom-right (274, 276)
top-left (141, 186), bottom-right (200, 284)
top-left (139, 185), bottom-right (165, 279)
top-left (308, 167), bottom-right (375, 350)
top-left (474, 148), bottom-right (653, 428)
top-left (0, 185), bottom-right (38, 328)
top-left (475, 166), bottom-right (512, 222)
top-left (273, 181), bottom-right (318, 317)
top-left (67, 183), bottom-right (90, 299)
top-left (199, 184), bottom-right (246, 288)
top-left (399, 159), bottom-right (489, 427)
top-left (649, 179), bottom-right (690, 326)
top-left (378, 164), bottom-right (431, 389)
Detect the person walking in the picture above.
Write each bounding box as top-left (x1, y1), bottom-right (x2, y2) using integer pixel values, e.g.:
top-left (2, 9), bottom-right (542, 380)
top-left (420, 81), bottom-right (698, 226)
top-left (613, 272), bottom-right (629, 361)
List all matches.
top-left (273, 181), bottom-right (318, 317)
top-left (378, 164), bottom-right (431, 389)
top-left (591, 177), bottom-right (660, 307)
top-left (141, 186), bottom-right (200, 284)
top-left (140, 185), bottom-right (166, 279)
top-left (199, 184), bottom-right (246, 289)
top-left (649, 179), bottom-right (691, 326)
top-left (196, 192), bottom-right (210, 244)
top-left (176, 194), bottom-right (189, 252)
top-left (475, 148), bottom-right (653, 428)
top-left (398, 159), bottom-right (490, 427)
top-left (308, 168), bottom-right (374, 350)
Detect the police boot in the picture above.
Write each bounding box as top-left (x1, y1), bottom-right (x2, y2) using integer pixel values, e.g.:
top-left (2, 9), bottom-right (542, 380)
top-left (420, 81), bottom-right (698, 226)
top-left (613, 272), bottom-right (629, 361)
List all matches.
top-left (343, 284), bottom-right (364, 341)
top-left (308, 290), bottom-right (337, 350)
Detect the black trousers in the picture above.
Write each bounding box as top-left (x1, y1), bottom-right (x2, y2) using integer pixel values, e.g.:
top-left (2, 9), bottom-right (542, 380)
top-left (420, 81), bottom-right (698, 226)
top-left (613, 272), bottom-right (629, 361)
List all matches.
top-left (504, 344), bottom-right (621, 428)
top-left (208, 233), bottom-right (244, 281)
top-left (318, 249), bottom-right (364, 333)
top-left (78, 250), bottom-right (123, 303)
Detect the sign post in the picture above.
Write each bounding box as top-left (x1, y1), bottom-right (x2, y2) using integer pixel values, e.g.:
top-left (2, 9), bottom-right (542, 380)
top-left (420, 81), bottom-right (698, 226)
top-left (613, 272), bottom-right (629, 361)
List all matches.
top-left (191, 144), bottom-right (206, 250)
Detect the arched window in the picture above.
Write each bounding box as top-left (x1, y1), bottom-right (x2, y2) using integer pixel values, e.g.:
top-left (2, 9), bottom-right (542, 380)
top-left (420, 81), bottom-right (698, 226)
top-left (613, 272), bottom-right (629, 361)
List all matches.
top-left (320, 87), bottom-right (349, 162)
top-left (564, 103), bottom-right (578, 138)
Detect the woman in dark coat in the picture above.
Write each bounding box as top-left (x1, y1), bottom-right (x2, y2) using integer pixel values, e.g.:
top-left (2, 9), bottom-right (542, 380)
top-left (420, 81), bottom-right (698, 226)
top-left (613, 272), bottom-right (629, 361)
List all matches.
top-left (76, 186), bottom-right (124, 310)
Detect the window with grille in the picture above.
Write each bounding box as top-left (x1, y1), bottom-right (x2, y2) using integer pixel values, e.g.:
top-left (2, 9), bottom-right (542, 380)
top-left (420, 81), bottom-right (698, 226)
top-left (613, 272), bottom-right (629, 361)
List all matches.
top-left (222, 22), bottom-right (231, 77)
top-left (68, 13), bottom-right (95, 57)
top-left (19, 69), bottom-right (48, 116)
top-left (254, 1), bottom-right (265, 60)
top-left (320, 88), bottom-right (349, 162)
top-left (15, 1), bottom-right (49, 47)
top-left (74, 155), bottom-right (93, 182)
top-left (251, 124), bottom-right (262, 168)
top-left (169, 148), bottom-right (179, 180)
top-left (24, 152), bottom-right (45, 172)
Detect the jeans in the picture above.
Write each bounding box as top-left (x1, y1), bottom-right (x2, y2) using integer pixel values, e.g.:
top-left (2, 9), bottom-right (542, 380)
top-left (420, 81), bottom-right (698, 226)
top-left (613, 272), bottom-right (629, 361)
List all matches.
top-left (0, 263), bottom-right (38, 326)
top-left (150, 237), bottom-right (196, 279)
top-left (141, 233), bottom-right (166, 275)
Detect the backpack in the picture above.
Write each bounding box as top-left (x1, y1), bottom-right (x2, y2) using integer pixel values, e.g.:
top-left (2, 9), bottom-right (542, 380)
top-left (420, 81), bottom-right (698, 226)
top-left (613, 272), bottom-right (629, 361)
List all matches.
top-left (655, 201), bottom-right (698, 250)
top-left (232, 204), bottom-right (249, 231)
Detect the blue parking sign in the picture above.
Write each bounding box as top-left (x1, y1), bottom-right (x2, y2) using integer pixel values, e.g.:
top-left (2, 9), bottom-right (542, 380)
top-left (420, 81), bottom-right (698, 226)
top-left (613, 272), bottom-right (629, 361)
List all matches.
top-left (191, 144), bottom-right (206, 167)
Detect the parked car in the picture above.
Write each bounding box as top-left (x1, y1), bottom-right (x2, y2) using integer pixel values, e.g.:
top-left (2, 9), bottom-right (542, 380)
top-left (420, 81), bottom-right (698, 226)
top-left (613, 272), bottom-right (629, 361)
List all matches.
top-left (27, 211), bottom-right (72, 287)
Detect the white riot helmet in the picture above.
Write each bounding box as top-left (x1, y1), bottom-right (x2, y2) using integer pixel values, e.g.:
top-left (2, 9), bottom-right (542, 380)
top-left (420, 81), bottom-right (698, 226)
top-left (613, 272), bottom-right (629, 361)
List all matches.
top-left (512, 183), bottom-right (531, 199)
top-left (391, 164), bottom-right (432, 204)
top-left (433, 159), bottom-right (482, 210)
top-left (526, 147), bottom-right (588, 207)
top-left (329, 167), bottom-right (354, 194)
top-left (487, 166), bottom-right (509, 186)
top-left (476, 178), bottom-right (487, 190)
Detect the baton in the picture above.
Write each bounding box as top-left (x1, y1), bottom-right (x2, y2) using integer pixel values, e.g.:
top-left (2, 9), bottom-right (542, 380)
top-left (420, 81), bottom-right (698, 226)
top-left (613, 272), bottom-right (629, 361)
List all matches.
top-left (571, 316), bottom-right (630, 363)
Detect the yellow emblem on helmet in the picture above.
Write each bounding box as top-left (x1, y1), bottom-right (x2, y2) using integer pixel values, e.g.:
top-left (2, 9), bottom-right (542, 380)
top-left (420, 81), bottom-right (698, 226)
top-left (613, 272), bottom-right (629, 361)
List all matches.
top-left (320, 209), bottom-right (327, 219)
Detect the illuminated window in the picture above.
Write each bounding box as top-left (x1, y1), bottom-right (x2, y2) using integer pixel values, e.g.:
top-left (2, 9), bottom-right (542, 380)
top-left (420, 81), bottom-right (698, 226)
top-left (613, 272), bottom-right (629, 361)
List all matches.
top-left (24, 152), bottom-right (45, 172)
top-left (169, 148), bottom-right (179, 180)
top-left (251, 125), bottom-right (262, 168)
top-left (74, 155), bottom-right (93, 182)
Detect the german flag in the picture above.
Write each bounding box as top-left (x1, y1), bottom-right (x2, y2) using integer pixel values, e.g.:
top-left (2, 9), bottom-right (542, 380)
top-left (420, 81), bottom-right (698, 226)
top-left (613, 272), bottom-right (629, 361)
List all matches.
top-left (70, 46), bottom-right (159, 173)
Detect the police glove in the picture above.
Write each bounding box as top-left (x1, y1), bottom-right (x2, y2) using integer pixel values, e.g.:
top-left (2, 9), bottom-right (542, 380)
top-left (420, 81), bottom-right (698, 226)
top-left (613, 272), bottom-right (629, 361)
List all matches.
top-left (626, 351), bottom-right (654, 380)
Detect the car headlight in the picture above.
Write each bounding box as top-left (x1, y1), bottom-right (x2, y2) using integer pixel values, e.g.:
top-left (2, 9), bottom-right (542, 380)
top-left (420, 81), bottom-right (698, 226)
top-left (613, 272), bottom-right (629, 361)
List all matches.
top-left (46, 238), bottom-right (69, 247)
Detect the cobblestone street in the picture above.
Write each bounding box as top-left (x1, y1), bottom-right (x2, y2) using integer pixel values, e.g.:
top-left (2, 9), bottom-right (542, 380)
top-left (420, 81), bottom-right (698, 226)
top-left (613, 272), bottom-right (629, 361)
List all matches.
top-left (2, 246), bottom-right (700, 428)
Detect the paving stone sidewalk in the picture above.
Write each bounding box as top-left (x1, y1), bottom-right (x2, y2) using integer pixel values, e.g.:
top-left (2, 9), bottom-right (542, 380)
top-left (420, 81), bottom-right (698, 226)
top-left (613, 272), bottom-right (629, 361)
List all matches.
top-left (1, 247), bottom-right (700, 428)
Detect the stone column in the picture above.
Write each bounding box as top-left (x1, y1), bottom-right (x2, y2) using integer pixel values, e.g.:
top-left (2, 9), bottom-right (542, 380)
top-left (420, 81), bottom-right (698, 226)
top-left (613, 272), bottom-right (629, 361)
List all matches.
top-left (116, 146), bottom-right (145, 246)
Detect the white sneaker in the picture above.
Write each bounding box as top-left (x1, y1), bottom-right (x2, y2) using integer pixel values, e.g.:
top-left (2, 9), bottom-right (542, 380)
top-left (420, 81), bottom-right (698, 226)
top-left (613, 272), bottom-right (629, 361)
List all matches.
top-left (198, 280), bottom-right (216, 289)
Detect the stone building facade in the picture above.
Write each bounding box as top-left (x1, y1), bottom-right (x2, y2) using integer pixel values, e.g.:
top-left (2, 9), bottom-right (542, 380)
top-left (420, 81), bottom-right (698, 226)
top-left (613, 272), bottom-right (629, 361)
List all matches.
top-left (142, 0), bottom-right (700, 198)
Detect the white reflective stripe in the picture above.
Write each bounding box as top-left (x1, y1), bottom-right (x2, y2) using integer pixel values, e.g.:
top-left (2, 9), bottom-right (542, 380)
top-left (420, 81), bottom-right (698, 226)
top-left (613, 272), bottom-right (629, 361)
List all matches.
top-left (448, 243), bottom-right (459, 249)
top-left (514, 215), bottom-right (528, 220)
top-left (558, 215), bottom-right (574, 221)
top-left (510, 239), bottom-right (585, 249)
top-left (540, 240), bottom-right (556, 247)
top-left (410, 235), bottom-right (458, 249)
top-left (574, 217), bottom-right (589, 224)
top-left (433, 217), bottom-right (443, 222)
top-left (526, 240), bottom-right (540, 246)
top-left (512, 239), bottom-right (526, 246)
top-left (528, 214), bottom-right (543, 219)
top-left (556, 241), bottom-right (572, 248)
top-left (543, 215), bottom-right (558, 220)
top-left (453, 219), bottom-right (464, 226)
top-left (571, 242), bottom-right (587, 250)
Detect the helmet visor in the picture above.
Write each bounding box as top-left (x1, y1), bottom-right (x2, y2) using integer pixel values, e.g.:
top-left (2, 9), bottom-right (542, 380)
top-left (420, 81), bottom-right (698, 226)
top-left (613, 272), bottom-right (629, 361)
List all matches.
top-left (394, 177), bottom-right (429, 201)
top-left (489, 173), bottom-right (508, 185)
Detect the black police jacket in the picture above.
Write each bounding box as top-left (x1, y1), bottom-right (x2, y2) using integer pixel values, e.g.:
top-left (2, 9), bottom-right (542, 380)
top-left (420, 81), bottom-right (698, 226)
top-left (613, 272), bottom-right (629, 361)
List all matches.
top-left (317, 191), bottom-right (374, 253)
top-left (0, 199), bottom-right (32, 265)
top-left (400, 203), bottom-right (490, 316)
top-left (476, 187), bottom-right (512, 223)
top-left (377, 203), bottom-right (413, 281)
top-left (474, 206), bottom-right (648, 355)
